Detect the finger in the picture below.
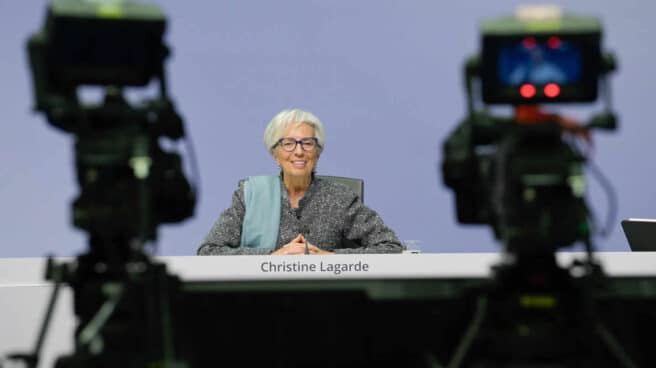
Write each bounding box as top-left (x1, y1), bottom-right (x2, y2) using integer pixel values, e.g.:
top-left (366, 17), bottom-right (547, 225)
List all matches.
top-left (274, 244), bottom-right (306, 255)
top-left (286, 244), bottom-right (307, 255)
top-left (281, 238), bottom-right (304, 249)
top-left (307, 243), bottom-right (322, 251)
top-left (307, 244), bottom-right (322, 254)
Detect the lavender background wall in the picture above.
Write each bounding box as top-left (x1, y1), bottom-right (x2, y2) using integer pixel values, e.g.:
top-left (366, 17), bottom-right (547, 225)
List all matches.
top-left (1, 0), bottom-right (654, 257)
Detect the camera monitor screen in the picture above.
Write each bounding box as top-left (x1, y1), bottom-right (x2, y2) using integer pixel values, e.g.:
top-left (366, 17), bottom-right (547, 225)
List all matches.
top-left (43, 0), bottom-right (167, 87)
top-left (481, 34), bottom-right (601, 104)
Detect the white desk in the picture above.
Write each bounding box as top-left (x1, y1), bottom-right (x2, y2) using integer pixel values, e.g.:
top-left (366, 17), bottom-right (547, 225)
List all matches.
top-left (4, 252), bottom-right (656, 285)
top-left (1, 252), bottom-right (655, 367)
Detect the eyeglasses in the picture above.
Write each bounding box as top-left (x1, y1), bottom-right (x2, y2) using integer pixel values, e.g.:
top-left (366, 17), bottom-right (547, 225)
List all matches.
top-left (275, 137), bottom-right (320, 152)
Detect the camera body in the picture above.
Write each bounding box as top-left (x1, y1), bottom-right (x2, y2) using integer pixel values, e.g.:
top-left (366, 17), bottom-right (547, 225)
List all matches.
top-left (27, 0), bottom-right (196, 251)
top-left (442, 10), bottom-right (616, 254)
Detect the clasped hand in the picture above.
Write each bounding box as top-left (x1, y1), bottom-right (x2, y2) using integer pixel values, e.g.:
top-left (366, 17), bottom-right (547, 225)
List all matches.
top-left (271, 234), bottom-right (334, 255)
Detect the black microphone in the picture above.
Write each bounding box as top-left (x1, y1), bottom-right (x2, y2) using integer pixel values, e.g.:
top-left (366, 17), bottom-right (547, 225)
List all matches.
top-left (295, 209), bottom-right (310, 254)
top-left (301, 225), bottom-right (310, 255)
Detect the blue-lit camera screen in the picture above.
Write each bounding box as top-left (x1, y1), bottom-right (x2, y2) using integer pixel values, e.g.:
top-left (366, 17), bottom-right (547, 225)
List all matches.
top-left (497, 37), bottom-right (582, 86)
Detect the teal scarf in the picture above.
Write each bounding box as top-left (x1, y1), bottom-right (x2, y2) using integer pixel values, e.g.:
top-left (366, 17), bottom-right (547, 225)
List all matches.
top-left (240, 176), bottom-right (281, 249)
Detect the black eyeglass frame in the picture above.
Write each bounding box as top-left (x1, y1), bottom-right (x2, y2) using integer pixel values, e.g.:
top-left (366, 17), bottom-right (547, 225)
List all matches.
top-left (274, 137), bottom-right (321, 152)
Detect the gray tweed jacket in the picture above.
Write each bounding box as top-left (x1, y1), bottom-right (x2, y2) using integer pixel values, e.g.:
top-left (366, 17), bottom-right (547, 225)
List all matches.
top-left (198, 176), bottom-right (403, 255)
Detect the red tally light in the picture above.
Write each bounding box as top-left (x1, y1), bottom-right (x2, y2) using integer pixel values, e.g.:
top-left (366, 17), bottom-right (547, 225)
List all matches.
top-left (522, 37), bottom-right (537, 49)
top-left (544, 83), bottom-right (561, 98)
top-left (547, 36), bottom-right (562, 49)
top-left (520, 84), bottom-right (536, 98)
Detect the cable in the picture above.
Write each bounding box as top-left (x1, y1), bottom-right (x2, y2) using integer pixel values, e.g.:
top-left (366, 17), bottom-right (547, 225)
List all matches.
top-left (183, 133), bottom-right (201, 204)
top-left (446, 296), bottom-right (488, 368)
top-left (586, 159), bottom-right (619, 238)
top-left (565, 136), bottom-right (617, 240)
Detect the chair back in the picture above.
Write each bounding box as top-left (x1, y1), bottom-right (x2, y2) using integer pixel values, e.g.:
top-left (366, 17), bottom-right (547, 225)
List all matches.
top-left (317, 175), bottom-right (364, 202)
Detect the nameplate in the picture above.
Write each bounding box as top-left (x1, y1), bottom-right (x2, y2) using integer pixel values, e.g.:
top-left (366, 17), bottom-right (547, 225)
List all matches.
top-left (165, 253), bottom-right (497, 281)
top-left (165, 252), bottom-right (656, 281)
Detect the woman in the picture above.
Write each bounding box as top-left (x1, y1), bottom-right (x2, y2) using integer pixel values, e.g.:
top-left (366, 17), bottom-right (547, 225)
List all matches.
top-left (198, 109), bottom-right (403, 255)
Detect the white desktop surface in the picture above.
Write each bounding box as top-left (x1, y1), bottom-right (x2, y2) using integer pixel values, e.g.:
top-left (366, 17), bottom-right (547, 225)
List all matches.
top-left (1, 252), bottom-right (655, 368)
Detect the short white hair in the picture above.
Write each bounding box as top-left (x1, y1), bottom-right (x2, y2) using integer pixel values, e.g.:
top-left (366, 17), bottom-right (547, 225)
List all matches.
top-left (263, 109), bottom-right (325, 155)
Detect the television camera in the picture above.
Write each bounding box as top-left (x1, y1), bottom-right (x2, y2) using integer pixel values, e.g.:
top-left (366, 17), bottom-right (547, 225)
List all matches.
top-left (437, 7), bottom-right (646, 367)
top-left (12, 1), bottom-right (196, 367)
top-left (442, 6), bottom-right (617, 257)
top-left (27, 0), bottom-right (196, 260)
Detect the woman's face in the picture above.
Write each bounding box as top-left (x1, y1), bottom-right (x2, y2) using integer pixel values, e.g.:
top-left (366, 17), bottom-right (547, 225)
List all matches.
top-left (273, 123), bottom-right (319, 180)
